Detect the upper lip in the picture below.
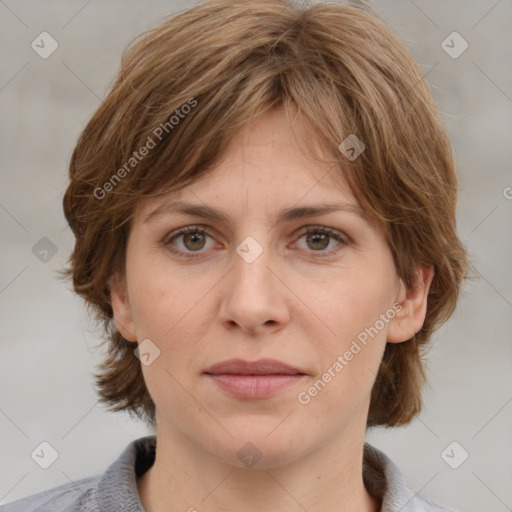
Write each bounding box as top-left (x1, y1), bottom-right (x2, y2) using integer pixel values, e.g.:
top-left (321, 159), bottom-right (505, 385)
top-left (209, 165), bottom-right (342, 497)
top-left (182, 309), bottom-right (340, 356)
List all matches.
top-left (204, 358), bottom-right (305, 375)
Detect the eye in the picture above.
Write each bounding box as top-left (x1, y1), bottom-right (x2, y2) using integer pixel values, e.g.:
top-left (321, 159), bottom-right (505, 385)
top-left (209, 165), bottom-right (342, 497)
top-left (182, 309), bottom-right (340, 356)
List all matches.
top-left (162, 225), bottom-right (348, 259)
top-left (163, 225), bottom-right (216, 257)
top-left (293, 226), bottom-right (347, 258)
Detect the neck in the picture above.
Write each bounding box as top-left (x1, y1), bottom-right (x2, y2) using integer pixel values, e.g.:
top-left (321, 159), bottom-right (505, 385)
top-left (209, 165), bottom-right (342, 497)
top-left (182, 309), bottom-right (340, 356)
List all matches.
top-left (137, 424), bottom-right (381, 512)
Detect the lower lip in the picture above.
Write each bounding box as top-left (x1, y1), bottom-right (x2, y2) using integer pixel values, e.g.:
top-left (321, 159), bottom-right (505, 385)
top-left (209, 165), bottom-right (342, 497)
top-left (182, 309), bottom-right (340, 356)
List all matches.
top-left (206, 374), bottom-right (306, 399)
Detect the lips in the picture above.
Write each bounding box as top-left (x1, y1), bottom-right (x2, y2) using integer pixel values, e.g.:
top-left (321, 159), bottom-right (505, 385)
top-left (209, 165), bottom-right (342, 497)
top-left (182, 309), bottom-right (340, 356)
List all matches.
top-left (204, 358), bottom-right (305, 376)
top-left (204, 358), bottom-right (307, 399)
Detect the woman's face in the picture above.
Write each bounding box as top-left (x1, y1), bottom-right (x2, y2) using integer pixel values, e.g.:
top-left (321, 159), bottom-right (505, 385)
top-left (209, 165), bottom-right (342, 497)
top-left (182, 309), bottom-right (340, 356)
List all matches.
top-left (111, 108), bottom-right (432, 468)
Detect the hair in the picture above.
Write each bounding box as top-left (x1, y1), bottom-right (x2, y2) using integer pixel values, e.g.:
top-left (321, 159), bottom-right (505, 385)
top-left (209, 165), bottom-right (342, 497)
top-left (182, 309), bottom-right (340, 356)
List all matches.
top-left (60, 0), bottom-right (476, 429)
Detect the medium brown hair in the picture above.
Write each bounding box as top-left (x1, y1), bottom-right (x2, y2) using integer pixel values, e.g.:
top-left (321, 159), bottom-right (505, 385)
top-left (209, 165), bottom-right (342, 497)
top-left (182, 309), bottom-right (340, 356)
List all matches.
top-left (61, 0), bottom-right (475, 428)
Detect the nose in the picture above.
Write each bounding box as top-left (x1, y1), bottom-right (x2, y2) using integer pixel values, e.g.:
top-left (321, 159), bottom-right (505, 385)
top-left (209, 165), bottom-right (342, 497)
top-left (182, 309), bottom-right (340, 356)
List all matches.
top-left (217, 237), bottom-right (290, 336)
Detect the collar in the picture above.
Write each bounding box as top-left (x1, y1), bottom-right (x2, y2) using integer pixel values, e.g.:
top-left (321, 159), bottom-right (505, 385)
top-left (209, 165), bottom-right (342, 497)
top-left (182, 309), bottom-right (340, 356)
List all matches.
top-left (95, 435), bottom-right (454, 512)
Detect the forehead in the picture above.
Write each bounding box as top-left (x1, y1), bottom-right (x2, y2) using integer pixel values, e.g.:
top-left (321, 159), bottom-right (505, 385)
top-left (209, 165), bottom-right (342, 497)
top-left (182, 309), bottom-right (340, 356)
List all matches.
top-left (137, 159), bottom-right (367, 226)
top-left (137, 107), bottom-right (365, 220)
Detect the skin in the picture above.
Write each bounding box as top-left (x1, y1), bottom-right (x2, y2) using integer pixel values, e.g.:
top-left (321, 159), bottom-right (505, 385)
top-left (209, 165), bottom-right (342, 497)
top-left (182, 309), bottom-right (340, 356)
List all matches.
top-left (111, 107), bottom-right (434, 512)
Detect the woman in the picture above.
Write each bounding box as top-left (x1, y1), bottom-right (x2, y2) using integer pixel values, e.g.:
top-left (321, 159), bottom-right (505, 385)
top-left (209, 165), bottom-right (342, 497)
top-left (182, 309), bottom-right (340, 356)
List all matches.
top-left (1, 0), bottom-right (473, 510)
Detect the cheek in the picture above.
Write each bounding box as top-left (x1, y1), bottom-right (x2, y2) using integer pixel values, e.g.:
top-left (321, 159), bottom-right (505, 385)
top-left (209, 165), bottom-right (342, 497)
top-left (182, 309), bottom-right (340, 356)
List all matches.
top-left (125, 245), bottom-right (185, 331)
top-left (130, 281), bottom-right (200, 340)
top-left (307, 271), bottom-right (393, 394)
top-left (316, 271), bottom-right (393, 343)
top-left (126, 255), bottom-right (215, 361)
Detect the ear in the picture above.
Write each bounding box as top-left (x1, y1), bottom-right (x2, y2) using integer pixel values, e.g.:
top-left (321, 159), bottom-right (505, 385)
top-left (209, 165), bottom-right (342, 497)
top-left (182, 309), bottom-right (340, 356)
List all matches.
top-left (109, 271), bottom-right (138, 342)
top-left (387, 264), bottom-right (435, 343)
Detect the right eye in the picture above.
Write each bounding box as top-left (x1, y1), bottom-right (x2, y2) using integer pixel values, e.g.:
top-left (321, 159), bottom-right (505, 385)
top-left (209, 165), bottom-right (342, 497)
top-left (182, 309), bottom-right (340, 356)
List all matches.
top-left (163, 225), bottom-right (217, 258)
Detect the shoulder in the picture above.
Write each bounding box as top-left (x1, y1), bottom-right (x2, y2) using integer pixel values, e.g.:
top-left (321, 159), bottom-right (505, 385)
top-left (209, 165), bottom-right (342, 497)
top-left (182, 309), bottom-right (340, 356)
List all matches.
top-left (0, 476), bottom-right (100, 512)
top-left (1, 435), bottom-right (156, 512)
top-left (363, 443), bottom-right (458, 512)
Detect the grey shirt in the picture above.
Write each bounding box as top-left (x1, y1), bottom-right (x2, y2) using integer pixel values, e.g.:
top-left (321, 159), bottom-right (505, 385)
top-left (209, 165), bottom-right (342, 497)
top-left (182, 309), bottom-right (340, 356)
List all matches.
top-left (0, 435), bottom-right (457, 511)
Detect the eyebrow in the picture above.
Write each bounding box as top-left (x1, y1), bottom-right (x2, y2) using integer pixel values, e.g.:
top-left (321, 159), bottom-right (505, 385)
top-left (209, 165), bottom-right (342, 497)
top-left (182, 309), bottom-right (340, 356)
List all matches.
top-left (144, 200), bottom-right (368, 226)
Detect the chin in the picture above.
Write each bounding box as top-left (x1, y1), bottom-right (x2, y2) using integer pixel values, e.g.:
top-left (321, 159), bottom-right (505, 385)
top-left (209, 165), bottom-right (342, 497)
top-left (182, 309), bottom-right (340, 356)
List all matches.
top-left (205, 430), bottom-right (309, 470)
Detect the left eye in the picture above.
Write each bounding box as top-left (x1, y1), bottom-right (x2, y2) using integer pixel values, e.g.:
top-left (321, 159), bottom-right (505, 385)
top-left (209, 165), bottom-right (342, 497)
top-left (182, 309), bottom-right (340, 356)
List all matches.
top-left (163, 225), bottom-right (347, 258)
top-left (295, 226), bottom-right (347, 256)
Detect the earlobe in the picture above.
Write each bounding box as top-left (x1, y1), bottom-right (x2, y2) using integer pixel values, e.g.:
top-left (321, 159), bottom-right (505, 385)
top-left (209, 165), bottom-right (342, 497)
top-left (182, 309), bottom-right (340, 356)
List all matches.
top-left (387, 265), bottom-right (435, 344)
top-left (109, 272), bottom-right (138, 342)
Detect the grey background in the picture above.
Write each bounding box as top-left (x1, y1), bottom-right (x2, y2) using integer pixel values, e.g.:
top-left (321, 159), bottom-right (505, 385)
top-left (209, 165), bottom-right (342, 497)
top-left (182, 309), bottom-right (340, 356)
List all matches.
top-left (1, 0), bottom-right (511, 510)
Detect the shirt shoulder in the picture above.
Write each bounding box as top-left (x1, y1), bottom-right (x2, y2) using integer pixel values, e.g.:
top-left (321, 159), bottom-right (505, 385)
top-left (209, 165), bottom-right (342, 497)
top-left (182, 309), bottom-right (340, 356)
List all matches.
top-left (363, 443), bottom-right (458, 512)
top-left (0, 435), bottom-right (156, 512)
top-left (0, 476), bottom-right (100, 512)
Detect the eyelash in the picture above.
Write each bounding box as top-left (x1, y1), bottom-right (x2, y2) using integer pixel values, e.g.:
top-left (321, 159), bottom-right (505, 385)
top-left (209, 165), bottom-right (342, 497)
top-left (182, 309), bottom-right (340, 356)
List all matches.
top-left (162, 225), bottom-right (348, 259)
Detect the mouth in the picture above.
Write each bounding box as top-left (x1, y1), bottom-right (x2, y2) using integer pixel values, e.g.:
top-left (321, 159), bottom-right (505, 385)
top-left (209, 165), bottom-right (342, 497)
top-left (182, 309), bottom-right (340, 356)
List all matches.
top-left (203, 358), bottom-right (307, 399)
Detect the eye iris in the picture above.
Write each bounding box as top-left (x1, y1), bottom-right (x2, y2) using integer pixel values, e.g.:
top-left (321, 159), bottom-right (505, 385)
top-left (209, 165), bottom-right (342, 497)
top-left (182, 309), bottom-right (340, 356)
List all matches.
top-left (183, 232), bottom-right (206, 251)
top-left (307, 232), bottom-right (329, 251)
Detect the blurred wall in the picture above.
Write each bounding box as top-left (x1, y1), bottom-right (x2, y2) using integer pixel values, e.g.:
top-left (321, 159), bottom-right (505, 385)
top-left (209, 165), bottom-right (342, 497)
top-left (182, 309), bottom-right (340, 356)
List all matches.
top-left (1, 1), bottom-right (511, 510)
